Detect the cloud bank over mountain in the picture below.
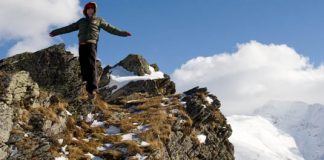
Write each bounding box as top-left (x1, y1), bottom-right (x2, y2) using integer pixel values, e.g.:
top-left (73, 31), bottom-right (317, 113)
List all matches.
top-left (172, 41), bottom-right (324, 115)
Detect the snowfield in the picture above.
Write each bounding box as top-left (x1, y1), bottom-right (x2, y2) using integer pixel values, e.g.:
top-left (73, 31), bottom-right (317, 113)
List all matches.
top-left (228, 115), bottom-right (304, 160)
top-left (229, 101), bottom-right (324, 160)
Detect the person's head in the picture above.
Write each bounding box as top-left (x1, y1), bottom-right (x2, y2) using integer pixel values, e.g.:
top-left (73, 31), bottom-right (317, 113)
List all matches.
top-left (83, 2), bottom-right (97, 17)
top-left (86, 8), bottom-right (95, 17)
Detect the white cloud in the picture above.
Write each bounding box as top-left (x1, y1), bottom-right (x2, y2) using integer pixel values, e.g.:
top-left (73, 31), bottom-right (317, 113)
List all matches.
top-left (66, 44), bottom-right (79, 57)
top-left (172, 41), bottom-right (324, 115)
top-left (0, 0), bottom-right (82, 56)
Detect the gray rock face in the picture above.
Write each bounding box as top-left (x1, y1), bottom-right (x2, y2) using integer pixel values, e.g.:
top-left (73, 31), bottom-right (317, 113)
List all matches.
top-left (0, 71), bottom-right (40, 159)
top-left (166, 86), bottom-right (234, 160)
top-left (116, 54), bottom-right (151, 76)
top-left (0, 44), bottom-right (234, 160)
top-left (0, 43), bottom-right (102, 99)
top-left (0, 102), bottom-right (12, 160)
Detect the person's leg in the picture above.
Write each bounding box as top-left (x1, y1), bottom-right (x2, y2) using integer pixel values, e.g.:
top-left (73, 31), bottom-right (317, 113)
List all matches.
top-left (78, 44), bottom-right (88, 82)
top-left (85, 43), bottom-right (98, 94)
top-left (79, 43), bottom-right (97, 93)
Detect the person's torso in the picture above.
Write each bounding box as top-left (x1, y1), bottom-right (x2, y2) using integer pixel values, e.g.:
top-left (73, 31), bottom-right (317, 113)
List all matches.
top-left (78, 16), bottom-right (102, 43)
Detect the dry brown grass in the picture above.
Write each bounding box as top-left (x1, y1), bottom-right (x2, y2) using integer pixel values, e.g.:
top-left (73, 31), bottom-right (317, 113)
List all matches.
top-left (20, 109), bottom-right (30, 123)
top-left (67, 146), bottom-right (84, 159)
top-left (120, 118), bottom-right (136, 133)
top-left (134, 109), bottom-right (173, 145)
top-left (141, 140), bottom-right (163, 153)
top-left (80, 121), bottom-right (91, 131)
top-left (0, 71), bottom-right (5, 77)
top-left (103, 135), bottom-right (122, 144)
top-left (15, 137), bottom-right (38, 150)
top-left (48, 93), bottom-right (195, 159)
top-left (115, 140), bottom-right (143, 156)
top-left (79, 140), bottom-right (101, 154)
top-left (135, 96), bottom-right (164, 110)
top-left (89, 127), bottom-right (105, 134)
top-left (48, 146), bottom-right (61, 157)
top-left (66, 116), bottom-right (76, 129)
top-left (98, 149), bottom-right (123, 160)
top-left (27, 102), bottom-right (68, 124)
top-left (10, 128), bottom-right (24, 134)
top-left (213, 109), bottom-right (226, 125)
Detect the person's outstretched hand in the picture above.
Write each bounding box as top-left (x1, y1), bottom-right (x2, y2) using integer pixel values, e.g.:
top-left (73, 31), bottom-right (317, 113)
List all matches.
top-left (125, 32), bottom-right (132, 37)
top-left (49, 32), bottom-right (56, 37)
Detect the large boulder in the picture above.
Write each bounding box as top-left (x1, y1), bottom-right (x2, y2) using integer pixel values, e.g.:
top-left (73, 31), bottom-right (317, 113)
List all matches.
top-left (115, 54), bottom-right (151, 76)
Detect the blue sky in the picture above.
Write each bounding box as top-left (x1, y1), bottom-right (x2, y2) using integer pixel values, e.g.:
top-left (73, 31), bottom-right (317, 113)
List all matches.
top-left (1, 0), bottom-right (324, 74)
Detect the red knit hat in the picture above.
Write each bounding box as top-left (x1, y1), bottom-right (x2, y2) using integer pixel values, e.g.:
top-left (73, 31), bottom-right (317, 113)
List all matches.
top-left (85, 3), bottom-right (95, 9)
top-left (83, 2), bottom-right (97, 16)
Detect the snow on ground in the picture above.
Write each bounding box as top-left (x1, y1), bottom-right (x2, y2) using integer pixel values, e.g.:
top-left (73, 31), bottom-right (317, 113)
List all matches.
top-left (105, 65), bottom-right (164, 93)
top-left (104, 143), bottom-right (113, 148)
top-left (55, 156), bottom-right (68, 160)
top-left (58, 139), bottom-right (63, 145)
top-left (228, 115), bottom-right (304, 160)
top-left (82, 138), bottom-right (90, 142)
top-left (205, 96), bottom-right (213, 104)
top-left (180, 101), bottom-right (187, 108)
top-left (137, 124), bottom-right (150, 132)
top-left (96, 146), bottom-right (107, 151)
top-left (61, 145), bottom-right (69, 155)
top-left (84, 152), bottom-right (103, 160)
top-left (86, 113), bottom-right (94, 123)
top-left (170, 109), bottom-right (179, 114)
top-left (65, 110), bottom-right (72, 116)
top-left (72, 137), bottom-right (78, 141)
top-left (160, 102), bottom-right (168, 107)
top-left (197, 134), bottom-right (206, 144)
top-left (96, 143), bottom-right (113, 151)
top-left (140, 141), bottom-right (150, 147)
top-left (130, 153), bottom-right (148, 160)
top-left (90, 120), bottom-right (105, 127)
top-left (106, 125), bottom-right (121, 135)
top-left (121, 133), bottom-right (139, 141)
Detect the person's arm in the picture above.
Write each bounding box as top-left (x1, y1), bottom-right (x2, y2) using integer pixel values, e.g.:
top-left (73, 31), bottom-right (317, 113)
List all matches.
top-left (49, 21), bottom-right (79, 37)
top-left (99, 18), bottom-right (131, 37)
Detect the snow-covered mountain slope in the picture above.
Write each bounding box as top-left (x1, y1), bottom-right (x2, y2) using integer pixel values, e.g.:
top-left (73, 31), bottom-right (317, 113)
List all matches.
top-left (254, 101), bottom-right (324, 160)
top-left (228, 115), bottom-right (304, 160)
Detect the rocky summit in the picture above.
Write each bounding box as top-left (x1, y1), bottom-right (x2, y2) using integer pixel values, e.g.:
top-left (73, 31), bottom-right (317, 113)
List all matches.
top-left (0, 44), bottom-right (234, 160)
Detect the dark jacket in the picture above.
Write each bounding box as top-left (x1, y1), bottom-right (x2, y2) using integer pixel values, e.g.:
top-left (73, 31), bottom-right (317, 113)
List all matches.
top-left (50, 2), bottom-right (129, 44)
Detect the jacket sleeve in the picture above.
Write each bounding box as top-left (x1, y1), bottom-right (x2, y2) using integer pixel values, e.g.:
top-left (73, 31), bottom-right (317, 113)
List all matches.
top-left (99, 18), bottom-right (128, 37)
top-left (51, 21), bottom-right (79, 36)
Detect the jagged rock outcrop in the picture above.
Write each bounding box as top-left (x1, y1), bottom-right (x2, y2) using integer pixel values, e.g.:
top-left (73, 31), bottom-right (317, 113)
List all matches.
top-left (116, 54), bottom-right (151, 76)
top-left (0, 44), bottom-right (234, 160)
top-left (0, 44), bottom-right (102, 99)
top-left (98, 55), bottom-right (176, 102)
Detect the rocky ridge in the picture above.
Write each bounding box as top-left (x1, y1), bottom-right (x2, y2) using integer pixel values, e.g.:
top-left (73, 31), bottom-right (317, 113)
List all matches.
top-left (0, 44), bottom-right (234, 160)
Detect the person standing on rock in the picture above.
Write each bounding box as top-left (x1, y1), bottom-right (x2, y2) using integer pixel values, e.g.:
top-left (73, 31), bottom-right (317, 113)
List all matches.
top-left (49, 2), bottom-right (131, 97)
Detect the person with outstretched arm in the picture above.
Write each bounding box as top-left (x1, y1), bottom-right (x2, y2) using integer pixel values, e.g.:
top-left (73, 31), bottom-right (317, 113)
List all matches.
top-left (49, 2), bottom-right (131, 98)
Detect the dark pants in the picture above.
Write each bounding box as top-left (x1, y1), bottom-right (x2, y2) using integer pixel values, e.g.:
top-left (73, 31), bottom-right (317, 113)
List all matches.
top-left (79, 43), bottom-right (98, 93)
